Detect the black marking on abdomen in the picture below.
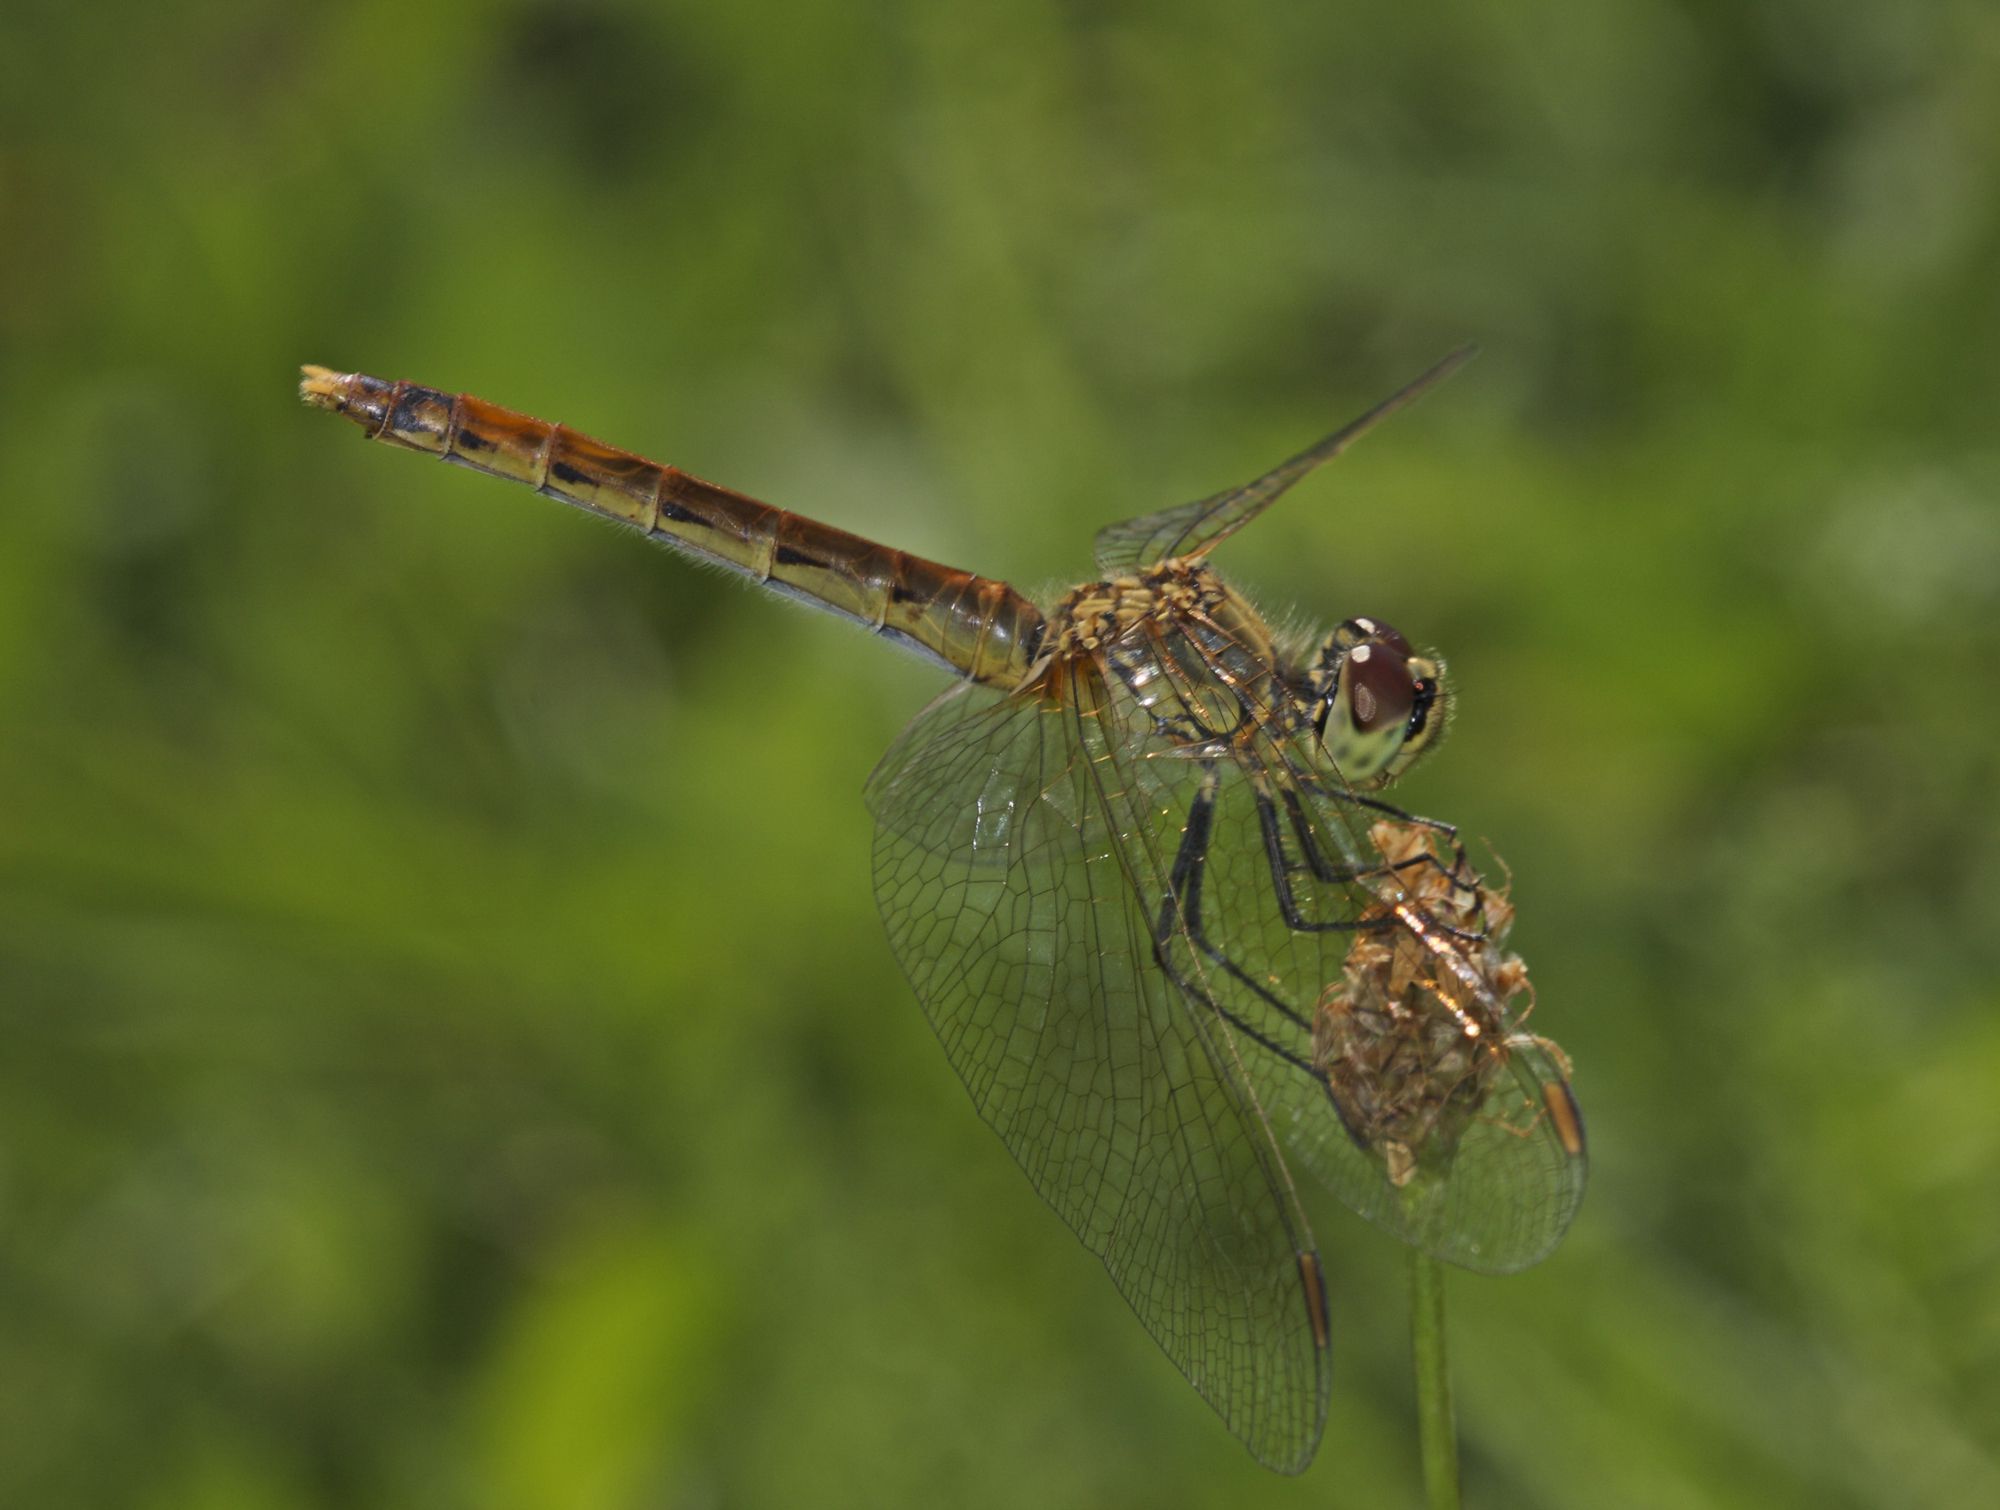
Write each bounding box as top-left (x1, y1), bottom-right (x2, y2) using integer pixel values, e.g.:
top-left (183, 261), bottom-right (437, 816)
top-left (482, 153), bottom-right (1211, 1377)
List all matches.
top-left (550, 459), bottom-right (588, 487)
top-left (773, 543), bottom-right (822, 568)
top-left (1017, 615), bottom-right (1047, 666)
top-left (389, 385), bottom-right (447, 435)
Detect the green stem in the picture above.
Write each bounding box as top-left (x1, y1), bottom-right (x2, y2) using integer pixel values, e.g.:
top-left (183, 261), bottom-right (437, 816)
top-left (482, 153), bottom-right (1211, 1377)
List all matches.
top-left (1409, 1249), bottom-right (1461, 1510)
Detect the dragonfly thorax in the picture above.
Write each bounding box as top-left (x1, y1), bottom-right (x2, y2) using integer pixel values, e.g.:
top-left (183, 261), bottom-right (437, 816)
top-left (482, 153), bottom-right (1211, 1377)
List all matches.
top-left (1048, 563), bottom-right (1235, 656)
top-left (1307, 616), bottom-right (1450, 789)
top-left (1045, 562), bottom-right (1296, 741)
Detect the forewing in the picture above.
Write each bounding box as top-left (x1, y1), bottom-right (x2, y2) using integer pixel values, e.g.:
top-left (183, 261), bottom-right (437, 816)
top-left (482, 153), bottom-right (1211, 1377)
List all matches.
top-left (1092, 347), bottom-right (1474, 573)
top-left (866, 674), bottom-right (1331, 1473)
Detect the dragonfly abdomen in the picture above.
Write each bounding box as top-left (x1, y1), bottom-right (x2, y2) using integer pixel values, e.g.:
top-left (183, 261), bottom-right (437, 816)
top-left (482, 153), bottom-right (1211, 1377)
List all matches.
top-left (300, 368), bottom-right (1044, 686)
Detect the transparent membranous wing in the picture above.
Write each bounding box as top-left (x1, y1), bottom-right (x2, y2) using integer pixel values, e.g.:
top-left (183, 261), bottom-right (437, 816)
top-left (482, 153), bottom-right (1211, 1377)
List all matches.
top-left (866, 674), bottom-right (1332, 1474)
top-left (1092, 346), bottom-right (1476, 574)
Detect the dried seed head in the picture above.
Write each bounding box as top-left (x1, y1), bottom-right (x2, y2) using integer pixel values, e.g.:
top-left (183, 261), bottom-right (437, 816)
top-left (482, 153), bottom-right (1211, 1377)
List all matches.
top-left (1314, 819), bottom-right (1546, 1186)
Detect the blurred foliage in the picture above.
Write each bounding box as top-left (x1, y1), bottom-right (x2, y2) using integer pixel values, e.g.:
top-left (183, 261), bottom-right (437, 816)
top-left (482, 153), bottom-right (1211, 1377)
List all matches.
top-left (3, 0), bottom-right (1998, 1506)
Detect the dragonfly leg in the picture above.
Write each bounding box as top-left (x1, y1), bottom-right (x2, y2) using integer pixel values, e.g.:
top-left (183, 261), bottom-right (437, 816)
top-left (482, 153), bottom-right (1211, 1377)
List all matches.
top-left (1299, 782), bottom-right (1481, 887)
top-left (1152, 768), bottom-right (1318, 1065)
top-left (1251, 790), bottom-right (1393, 936)
top-left (1277, 784), bottom-right (1383, 884)
top-left (1283, 782), bottom-right (1492, 945)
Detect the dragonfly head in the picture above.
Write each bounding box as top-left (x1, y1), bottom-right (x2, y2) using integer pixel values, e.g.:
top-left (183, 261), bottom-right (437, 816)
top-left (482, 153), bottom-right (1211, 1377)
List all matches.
top-left (1309, 617), bottom-right (1450, 788)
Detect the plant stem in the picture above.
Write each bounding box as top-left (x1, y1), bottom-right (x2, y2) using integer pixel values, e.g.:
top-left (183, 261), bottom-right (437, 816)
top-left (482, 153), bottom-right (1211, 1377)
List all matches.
top-left (1409, 1248), bottom-right (1461, 1510)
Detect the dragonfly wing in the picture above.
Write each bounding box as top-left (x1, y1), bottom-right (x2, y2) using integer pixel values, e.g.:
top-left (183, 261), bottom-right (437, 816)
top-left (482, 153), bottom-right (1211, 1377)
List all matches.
top-left (1092, 347), bottom-right (1475, 573)
top-left (866, 674), bottom-right (1332, 1473)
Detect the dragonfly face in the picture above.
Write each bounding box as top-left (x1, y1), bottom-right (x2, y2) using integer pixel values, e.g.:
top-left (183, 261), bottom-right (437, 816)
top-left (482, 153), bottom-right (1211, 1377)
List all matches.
top-left (302, 347), bottom-right (1582, 1475)
top-left (1308, 615), bottom-right (1451, 789)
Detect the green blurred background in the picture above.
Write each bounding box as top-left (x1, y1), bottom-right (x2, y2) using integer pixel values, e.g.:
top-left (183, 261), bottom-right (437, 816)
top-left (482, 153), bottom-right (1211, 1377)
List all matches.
top-left (4, 1), bottom-right (1997, 1505)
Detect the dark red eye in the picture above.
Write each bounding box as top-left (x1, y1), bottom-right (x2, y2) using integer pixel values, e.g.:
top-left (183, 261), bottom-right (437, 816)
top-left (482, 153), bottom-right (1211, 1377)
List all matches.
top-left (1342, 641), bottom-right (1415, 732)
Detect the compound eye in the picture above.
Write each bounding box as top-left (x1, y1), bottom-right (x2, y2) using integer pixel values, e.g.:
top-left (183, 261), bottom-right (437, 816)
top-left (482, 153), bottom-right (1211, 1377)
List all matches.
top-left (1313, 616), bottom-right (1450, 787)
top-left (1342, 641), bottom-right (1416, 734)
top-left (1319, 634), bottom-right (1419, 785)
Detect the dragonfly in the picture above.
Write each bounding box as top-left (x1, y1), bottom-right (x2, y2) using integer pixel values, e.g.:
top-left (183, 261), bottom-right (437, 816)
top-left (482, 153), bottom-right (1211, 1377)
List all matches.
top-left (300, 351), bottom-right (1585, 1472)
